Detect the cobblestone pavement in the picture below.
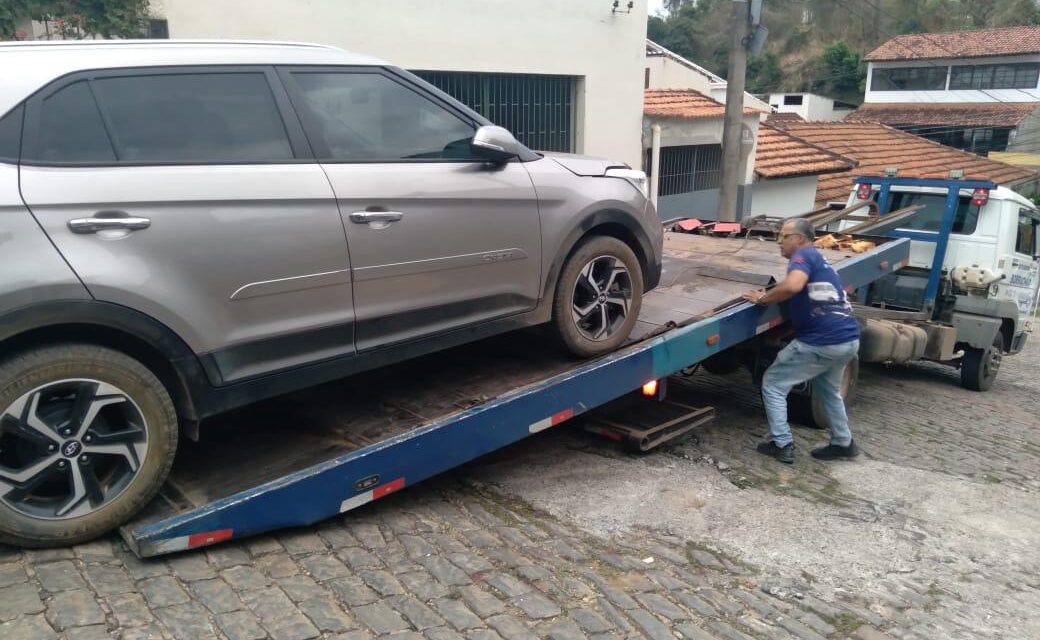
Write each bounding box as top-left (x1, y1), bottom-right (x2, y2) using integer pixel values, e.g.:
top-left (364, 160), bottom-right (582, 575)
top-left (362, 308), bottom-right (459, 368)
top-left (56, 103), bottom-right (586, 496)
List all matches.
top-left (2, 340), bottom-right (1038, 640)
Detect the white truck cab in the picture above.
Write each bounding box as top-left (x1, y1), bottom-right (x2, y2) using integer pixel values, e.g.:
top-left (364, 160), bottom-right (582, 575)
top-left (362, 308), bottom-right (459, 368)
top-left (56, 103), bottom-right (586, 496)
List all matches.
top-left (841, 177), bottom-right (1040, 390)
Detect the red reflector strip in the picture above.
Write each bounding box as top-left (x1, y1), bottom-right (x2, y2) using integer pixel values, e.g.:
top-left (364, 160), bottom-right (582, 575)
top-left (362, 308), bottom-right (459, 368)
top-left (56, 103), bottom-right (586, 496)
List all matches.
top-left (187, 528), bottom-right (233, 549)
top-left (756, 316), bottom-right (783, 334)
top-left (373, 477), bottom-right (406, 499)
top-left (341, 476), bottom-right (407, 513)
top-left (706, 334), bottom-right (720, 346)
top-left (529, 407), bottom-right (576, 433)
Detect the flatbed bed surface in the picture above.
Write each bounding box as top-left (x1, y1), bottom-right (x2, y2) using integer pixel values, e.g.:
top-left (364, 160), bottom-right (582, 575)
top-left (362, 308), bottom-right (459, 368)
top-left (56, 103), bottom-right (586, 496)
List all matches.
top-left (140, 232), bottom-right (861, 520)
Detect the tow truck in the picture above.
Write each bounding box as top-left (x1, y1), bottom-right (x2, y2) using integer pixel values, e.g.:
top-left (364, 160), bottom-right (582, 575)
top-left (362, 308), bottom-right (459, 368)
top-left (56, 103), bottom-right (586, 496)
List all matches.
top-left (836, 175), bottom-right (1040, 391)
top-left (120, 222), bottom-right (910, 558)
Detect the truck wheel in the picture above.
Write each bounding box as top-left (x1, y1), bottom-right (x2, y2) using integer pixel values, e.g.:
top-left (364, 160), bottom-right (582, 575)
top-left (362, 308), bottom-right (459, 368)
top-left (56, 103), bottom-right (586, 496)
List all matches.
top-left (790, 356), bottom-right (859, 430)
top-left (960, 335), bottom-right (1002, 392)
top-left (0, 344), bottom-right (178, 547)
top-left (550, 236), bottom-right (643, 358)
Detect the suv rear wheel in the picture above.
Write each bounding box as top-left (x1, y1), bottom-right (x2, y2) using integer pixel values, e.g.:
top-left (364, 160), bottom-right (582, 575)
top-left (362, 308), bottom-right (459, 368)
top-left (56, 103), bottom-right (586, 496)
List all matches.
top-left (0, 344), bottom-right (177, 547)
top-left (551, 236), bottom-right (644, 357)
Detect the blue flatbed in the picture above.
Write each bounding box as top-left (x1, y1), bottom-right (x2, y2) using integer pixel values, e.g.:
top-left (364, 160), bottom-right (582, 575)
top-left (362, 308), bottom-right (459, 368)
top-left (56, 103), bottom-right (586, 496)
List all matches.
top-left (121, 231), bottom-right (910, 557)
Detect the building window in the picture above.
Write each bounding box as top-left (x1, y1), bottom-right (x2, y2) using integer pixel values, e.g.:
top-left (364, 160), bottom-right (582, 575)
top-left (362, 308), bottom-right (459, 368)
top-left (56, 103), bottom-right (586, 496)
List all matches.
top-left (871, 66), bottom-right (948, 91)
top-left (414, 71), bottom-right (576, 152)
top-left (645, 68), bottom-right (650, 89)
top-left (950, 63), bottom-right (1040, 90)
top-left (783, 94), bottom-right (803, 105)
top-left (144, 19), bottom-right (169, 39)
top-left (648, 144), bottom-right (723, 197)
top-left (909, 126), bottom-right (1011, 155)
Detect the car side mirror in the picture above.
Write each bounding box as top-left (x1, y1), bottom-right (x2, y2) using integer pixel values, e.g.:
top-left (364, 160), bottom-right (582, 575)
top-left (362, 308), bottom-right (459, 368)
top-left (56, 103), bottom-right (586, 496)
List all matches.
top-left (471, 125), bottom-right (521, 163)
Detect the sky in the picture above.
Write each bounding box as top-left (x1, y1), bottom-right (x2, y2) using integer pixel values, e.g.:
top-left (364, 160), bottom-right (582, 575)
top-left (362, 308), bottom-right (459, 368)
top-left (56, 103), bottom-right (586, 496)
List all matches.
top-left (648, 0), bottom-right (667, 17)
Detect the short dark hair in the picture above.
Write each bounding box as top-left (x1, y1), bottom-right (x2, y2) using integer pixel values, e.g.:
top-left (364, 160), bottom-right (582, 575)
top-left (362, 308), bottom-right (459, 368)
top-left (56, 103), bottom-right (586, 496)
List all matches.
top-left (784, 218), bottom-right (815, 241)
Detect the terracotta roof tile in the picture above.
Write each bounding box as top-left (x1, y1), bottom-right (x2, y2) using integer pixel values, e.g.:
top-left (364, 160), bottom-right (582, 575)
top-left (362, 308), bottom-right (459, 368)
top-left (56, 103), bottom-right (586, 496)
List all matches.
top-left (846, 102), bottom-right (1040, 128)
top-left (755, 125), bottom-right (856, 179)
top-left (765, 112), bottom-right (805, 124)
top-left (644, 89), bottom-right (755, 120)
top-left (770, 122), bottom-right (1039, 205)
top-left (865, 25), bottom-right (1040, 62)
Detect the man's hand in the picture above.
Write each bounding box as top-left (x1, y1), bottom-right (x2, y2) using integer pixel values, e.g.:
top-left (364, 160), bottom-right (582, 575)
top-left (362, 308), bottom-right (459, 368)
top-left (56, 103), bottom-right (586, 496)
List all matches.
top-left (742, 289), bottom-right (767, 305)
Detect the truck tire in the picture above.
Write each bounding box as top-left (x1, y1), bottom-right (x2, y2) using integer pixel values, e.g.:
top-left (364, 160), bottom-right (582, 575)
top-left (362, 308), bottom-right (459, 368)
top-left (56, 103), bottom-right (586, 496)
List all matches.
top-left (790, 356), bottom-right (859, 430)
top-left (0, 344), bottom-right (178, 547)
top-left (960, 335), bottom-right (1002, 392)
top-left (550, 236), bottom-right (644, 358)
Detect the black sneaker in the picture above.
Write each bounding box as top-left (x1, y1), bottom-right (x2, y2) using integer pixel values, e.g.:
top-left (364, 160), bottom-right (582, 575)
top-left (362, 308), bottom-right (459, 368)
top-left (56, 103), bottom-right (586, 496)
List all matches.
top-left (811, 440), bottom-right (860, 460)
top-left (756, 440), bottom-right (795, 464)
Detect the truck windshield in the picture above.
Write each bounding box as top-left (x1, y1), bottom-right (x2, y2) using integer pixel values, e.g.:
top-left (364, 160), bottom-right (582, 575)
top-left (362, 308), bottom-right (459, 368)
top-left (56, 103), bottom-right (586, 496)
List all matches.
top-left (875, 192), bottom-right (981, 235)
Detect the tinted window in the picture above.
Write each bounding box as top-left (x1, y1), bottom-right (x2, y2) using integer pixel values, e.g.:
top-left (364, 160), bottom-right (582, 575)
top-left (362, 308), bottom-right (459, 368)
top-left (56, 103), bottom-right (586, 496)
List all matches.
top-left (783, 94), bottom-right (803, 105)
top-left (36, 81), bottom-right (116, 163)
top-left (876, 192), bottom-right (981, 235)
top-left (950, 63), bottom-right (1040, 90)
top-left (91, 73), bottom-right (293, 163)
top-left (291, 72), bottom-right (478, 161)
top-left (871, 67), bottom-right (948, 91)
top-left (0, 105), bottom-right (23, 163)
top-left (1017, 210), bottom-right (1039, 255)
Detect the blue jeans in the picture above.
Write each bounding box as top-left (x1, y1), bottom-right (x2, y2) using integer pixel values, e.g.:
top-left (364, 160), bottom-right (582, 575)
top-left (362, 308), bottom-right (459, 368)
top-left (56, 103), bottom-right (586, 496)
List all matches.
top-left (761, 338), bottom-right (859, 448)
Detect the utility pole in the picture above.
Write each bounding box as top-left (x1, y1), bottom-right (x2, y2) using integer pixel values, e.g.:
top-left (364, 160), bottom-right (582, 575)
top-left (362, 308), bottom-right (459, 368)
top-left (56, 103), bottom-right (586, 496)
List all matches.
top-left (716, 0), bottom-right (751, 223)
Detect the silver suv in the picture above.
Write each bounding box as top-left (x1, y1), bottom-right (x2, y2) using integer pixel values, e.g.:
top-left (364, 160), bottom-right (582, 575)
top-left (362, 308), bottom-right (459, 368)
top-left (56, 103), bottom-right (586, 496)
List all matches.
top-left (0, 40), bottom-right (662, 546)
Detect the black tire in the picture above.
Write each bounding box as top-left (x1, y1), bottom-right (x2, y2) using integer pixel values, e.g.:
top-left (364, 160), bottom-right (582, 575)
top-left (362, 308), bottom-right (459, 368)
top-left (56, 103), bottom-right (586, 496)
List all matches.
top-left (0, 344), bottom-right (178, 547)
top-left (960, 335), bottom-right (1002, 392)
top-left (550, 236), bottom-right (644, 358)
top-left (790, 356), bottom-right (859, 430)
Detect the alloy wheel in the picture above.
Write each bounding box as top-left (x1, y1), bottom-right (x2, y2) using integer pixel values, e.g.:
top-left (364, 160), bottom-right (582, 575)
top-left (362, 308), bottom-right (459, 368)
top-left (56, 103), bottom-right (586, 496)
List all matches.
top-left (571, 255), bottom-right (634, 342)
top-left (0, 379), bottom-right (149, 520)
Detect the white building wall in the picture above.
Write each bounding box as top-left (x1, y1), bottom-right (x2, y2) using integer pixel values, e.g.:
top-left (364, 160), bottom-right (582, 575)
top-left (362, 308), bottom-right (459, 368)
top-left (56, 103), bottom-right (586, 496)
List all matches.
top-left (750, 175), bottom-right (819, 218)
top-left (767, 93), bottom-right (849, 121)
top-left (864, 56), bottom-right (1040, 104)
top-left (150, 0), bottom-right (648, 167)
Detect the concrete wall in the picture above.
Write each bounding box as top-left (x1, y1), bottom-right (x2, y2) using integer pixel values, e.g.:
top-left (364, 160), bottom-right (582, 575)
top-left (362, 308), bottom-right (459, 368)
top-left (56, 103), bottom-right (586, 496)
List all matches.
top-left (750, 175), bottom-right (819, 218)
top-left (1009, 107), bottom-right (1040, 153)
top-left (767, 93), bottom-right (849, 121)
top-left (150, 0), bottom-right (648, 167)
top-left (865, 56), bottom-right (1040, 104)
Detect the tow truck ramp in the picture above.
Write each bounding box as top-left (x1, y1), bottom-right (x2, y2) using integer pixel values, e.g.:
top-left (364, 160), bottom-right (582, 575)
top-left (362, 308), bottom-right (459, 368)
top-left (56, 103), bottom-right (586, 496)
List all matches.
top-left (122, 233), bottom-right (910, 558)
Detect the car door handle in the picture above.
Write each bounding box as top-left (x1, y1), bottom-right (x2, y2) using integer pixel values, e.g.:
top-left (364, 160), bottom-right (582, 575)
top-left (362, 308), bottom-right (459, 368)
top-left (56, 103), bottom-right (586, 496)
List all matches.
top-left (68, 214), bottom-right (151, 234)
top-left (349, 211), bottom-right (404, 224)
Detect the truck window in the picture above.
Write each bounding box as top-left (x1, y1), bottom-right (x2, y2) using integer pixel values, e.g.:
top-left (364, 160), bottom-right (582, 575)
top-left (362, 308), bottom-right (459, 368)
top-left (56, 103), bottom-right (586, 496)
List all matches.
top-left (875, 192), bottom-right (981, 235)
top-left (1017, 210), bottom-right (1039, 256)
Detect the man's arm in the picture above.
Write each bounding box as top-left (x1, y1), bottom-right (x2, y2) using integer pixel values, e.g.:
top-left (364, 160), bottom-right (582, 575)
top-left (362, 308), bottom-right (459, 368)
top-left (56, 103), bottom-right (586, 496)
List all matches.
top-left (741, 270), bottom-right (809, 306)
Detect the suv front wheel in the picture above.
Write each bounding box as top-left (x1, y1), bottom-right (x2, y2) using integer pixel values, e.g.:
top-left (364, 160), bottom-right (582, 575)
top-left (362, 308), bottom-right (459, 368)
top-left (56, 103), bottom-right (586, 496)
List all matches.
top-left (0, 344), bottom-right (177, 547)
top-left (551, 236), bottom-right (644, 357)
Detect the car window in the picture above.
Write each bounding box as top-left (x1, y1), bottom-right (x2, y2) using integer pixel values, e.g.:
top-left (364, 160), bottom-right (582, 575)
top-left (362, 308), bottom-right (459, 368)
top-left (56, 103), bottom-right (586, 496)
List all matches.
top-left (290, 72), bottom-right (479, 161)
top-left (91, 73), bottom-right (294, 163)
top-left (36, 81), bottom-right (117, 163)
top-left (1017, 210), bottom-right (1039, 256)
top-left (874, 192), bottom-right (981, 235)
top-left (0, 105), bottom-right (23, 163)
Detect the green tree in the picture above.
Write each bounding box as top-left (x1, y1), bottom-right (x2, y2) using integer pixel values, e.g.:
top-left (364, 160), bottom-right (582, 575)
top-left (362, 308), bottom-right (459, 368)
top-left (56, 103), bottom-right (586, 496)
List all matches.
top-left (0, 0), bottom-right (150, 40)
top-left (812, 41), bottom-right (865, 103)
top-left (746, 51), bottom-right (783, 93)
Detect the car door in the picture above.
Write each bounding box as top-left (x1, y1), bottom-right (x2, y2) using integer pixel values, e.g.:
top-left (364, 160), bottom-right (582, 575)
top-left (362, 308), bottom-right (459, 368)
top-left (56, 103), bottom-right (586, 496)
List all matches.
top-left (1007, 208), bottom-right (1040, 324)
top-left (17, 67), bottom-right (355, 384)
top-left (280, 67), bottom-right (542, 352)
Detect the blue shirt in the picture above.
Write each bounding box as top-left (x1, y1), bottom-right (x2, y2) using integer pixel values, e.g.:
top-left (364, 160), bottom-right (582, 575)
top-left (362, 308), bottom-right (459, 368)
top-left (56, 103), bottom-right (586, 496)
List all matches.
top-left (786, 246), bottom-right (860, 346)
